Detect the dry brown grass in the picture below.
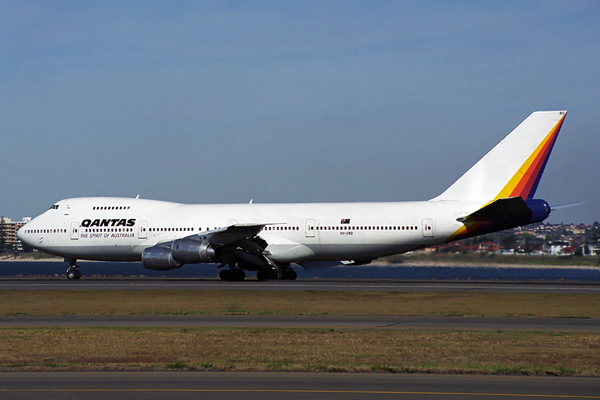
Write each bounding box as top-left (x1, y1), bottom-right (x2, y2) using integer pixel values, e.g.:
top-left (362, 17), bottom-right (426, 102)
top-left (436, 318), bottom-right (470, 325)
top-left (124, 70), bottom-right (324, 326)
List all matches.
top-left (1, 327), bottom-right (598, 376)
top-left (1, 290), bottom-right (599, 318)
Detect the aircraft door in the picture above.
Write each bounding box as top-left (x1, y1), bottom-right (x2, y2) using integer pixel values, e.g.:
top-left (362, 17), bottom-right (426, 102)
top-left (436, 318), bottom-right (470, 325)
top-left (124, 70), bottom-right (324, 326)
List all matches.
top-left (138, 221), bottom-right (148, 239)
top-left (305, 219), bottom-right (316, 238)
top-left (422, 218), bottom-right (434, 238)
top-left (70, 222), bottom-right (79, 240)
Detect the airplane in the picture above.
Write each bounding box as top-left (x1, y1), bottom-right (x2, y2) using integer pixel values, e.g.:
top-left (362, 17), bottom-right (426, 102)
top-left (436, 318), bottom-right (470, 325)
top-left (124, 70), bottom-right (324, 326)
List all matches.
top-left (17, 110), bottom-right (567, 281)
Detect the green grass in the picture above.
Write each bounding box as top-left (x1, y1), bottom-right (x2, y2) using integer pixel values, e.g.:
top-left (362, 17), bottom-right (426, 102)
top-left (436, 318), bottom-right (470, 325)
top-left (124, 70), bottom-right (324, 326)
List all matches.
top-left (1, 327), bottom-right (598, 376)
top-left (2, 289), bottom-right (598, 376)
top-left (1, 290), bottom-right (599, 318)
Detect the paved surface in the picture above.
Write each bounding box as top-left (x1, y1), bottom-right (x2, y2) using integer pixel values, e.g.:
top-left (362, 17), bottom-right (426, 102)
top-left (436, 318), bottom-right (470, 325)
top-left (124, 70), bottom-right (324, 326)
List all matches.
top-left (1, 314), bottom-right (599, 331)
top-left (1, 278), bottom-right (600, 292)
top-left (2, 280), bottom-right (598, 399)
top-left (0, 372), bottom-right (598, 399)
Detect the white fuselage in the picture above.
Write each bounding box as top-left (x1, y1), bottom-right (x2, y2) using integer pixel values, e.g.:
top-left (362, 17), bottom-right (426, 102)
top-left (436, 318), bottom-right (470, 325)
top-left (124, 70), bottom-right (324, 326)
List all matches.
top-left (17, 197), bottom-right (480, 264)
top-left (16, 112), bottom-right (566, 272)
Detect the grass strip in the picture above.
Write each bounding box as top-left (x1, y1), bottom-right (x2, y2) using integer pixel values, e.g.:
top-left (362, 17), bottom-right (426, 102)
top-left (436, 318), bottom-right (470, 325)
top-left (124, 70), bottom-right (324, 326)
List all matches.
top-left (1, 290), bottom-right (600, 318)
top-left (0, 327), bottom-right (598, 376)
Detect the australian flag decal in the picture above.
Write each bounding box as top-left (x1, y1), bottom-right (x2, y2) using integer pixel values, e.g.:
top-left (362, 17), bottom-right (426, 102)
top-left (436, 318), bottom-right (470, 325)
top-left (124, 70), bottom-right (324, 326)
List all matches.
top-left (340, 219), bottom-right (350, 224)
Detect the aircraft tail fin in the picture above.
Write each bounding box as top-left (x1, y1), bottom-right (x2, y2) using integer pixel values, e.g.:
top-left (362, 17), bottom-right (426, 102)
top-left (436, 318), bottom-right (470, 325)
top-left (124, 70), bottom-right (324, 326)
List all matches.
top-left (432, 111), bottom-right (567, 202)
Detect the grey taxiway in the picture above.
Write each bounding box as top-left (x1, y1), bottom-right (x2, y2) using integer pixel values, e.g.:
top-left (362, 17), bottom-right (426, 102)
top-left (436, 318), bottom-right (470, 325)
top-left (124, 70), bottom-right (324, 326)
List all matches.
top-left (1, 372), bottom-right (599, 400)
top-left (1, 278), bottom-right (600, 293)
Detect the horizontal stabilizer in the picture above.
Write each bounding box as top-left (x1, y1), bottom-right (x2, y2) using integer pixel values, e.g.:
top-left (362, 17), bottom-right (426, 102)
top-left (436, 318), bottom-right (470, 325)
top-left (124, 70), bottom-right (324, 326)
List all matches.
top-left (457, 197), bottom-right (535, 223)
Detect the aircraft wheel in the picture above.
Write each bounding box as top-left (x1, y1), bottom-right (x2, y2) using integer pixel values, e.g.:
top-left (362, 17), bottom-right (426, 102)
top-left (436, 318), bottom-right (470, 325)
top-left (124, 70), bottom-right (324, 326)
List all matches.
top-left (67, 270), bottom-right (77, 280)
top-left (74, 270), bottom-right (82, 279)
top-left (232, 269), bottom-right (245, 281)
top-left (256, 270), bottom-right (269, 281)
top-left (219, 270), bottom-right (233, 281)
top-left (283, 270), bottom-right (297, 280)
top-left (257, 270), bottom-right (280, 280)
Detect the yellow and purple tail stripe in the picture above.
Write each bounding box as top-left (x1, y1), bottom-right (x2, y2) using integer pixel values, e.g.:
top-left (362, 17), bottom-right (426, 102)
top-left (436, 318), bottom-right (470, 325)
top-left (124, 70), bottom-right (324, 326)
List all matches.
top-left (446, 113), bottom-right (566, 242)
top-left (494, 113), bottom-right (566, 200)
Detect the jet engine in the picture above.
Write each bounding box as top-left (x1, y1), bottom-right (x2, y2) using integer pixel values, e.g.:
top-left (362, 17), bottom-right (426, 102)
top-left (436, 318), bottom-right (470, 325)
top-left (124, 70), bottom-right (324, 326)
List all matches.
top-left (171, 238), bottom-right (216, 264)
top-left (141, 245), bottom-right (182, 271)
top-left (141, 238), bottom-right (217, 271)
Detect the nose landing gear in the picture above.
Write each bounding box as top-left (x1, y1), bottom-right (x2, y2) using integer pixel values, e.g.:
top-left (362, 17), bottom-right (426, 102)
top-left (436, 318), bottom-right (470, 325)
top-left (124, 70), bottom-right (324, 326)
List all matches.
top-left (66, 259), bottom-right (81, 280)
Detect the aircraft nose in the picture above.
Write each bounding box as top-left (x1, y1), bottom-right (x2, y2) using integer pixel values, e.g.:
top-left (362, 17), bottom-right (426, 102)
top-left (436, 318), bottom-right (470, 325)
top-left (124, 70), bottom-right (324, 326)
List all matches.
top-left (17, 223), bottom-right (34, 247)
top-left (17, 224), bottom-right (27, 243)
top-left (16, 226), bottom-right (25, 241)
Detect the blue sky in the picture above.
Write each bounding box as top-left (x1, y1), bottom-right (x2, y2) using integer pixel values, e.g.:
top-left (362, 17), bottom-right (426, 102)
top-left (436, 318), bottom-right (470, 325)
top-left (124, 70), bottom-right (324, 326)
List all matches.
top-left (1, 0), bottom-right (598, 223)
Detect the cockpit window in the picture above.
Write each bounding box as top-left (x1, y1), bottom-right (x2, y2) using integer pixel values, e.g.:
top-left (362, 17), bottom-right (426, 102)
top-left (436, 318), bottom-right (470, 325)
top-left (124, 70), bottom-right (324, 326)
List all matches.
top-left (49, 205), bottom-right (59, 210)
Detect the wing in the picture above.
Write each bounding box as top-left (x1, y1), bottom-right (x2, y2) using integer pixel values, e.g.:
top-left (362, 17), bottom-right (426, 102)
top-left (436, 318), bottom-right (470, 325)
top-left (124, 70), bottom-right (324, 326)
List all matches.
top-left (151, 223), bottom-right (279, 273)
top-left (201, 224), bottom-right (267, 246)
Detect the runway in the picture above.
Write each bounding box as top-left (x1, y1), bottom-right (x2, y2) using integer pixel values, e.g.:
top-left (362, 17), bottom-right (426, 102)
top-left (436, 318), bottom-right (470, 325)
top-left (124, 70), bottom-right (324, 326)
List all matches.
top-left (1, 278), bottom-right (600, 293)
top-left (0, 372), bottom-right (598, 399)
top-left (1, 314), bottom-right (599, 332)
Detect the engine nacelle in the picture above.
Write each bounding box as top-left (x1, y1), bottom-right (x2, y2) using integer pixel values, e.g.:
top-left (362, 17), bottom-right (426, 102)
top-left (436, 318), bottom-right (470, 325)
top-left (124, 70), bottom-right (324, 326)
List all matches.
top-left (142, 245), bottom-right (182, 271)
top-left (171, 238), bottom-right (216, 264)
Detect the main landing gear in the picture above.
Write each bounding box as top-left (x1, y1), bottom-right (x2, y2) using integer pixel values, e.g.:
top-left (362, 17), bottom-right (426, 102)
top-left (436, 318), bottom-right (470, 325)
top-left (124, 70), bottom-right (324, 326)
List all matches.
top-left (256, 267), bottom-right (297, 281)
top-left (66, 259), bottom-right (82, 280)
top-left (219, 268), bottom-right (245, 281)
top-left (218, 264), bottom-right (298, 281)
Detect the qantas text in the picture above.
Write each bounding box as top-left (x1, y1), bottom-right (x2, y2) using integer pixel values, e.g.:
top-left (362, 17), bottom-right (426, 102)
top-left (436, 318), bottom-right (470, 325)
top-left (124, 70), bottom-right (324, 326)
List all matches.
top-left (81, 218), bottom-right (136, 228)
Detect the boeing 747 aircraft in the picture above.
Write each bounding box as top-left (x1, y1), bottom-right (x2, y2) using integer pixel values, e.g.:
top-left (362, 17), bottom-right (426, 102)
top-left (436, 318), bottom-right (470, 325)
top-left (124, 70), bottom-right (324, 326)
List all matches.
top-left (18, 111), bottom-right (567, 280)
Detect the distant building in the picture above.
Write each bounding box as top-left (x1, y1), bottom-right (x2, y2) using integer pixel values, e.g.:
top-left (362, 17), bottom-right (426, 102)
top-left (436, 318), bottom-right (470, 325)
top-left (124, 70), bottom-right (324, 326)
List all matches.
top-left (542, 241), bottom-right (571, 256)
top-left (478, 241), bottom-right (499, 253)
top-left (0, 217), bottom-right (31, 252)
top-left (588, 244), bottom-right (600, 256)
